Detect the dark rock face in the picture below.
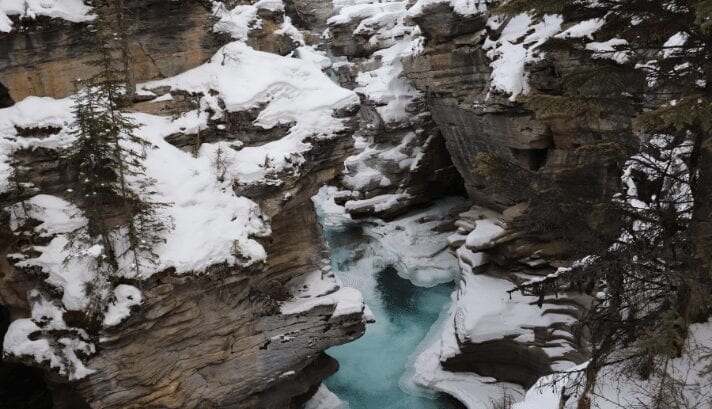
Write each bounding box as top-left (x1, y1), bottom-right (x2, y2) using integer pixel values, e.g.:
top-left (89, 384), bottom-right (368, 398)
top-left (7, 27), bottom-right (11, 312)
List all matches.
top-left (410, 3), bottom-right (488, 44)
top-left (0, 107), bottom-right (363, 409)
top-left (285, 0), bottom-right (335, 34)
top-left (397, 3), bottom-right (639, 401)
top-left (442, 338), bottom-right (552, 388)
top-left (0, 82), bottom-right (13, 108)
top-left (401, 4), bottom-right (637, 211)
top-left (0, 304), bottom-right (52, 409)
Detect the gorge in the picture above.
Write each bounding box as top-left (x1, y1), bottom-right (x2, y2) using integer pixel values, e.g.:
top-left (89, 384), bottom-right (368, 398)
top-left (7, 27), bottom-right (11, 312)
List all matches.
top-left (1, 1), bottom-right (711, 409)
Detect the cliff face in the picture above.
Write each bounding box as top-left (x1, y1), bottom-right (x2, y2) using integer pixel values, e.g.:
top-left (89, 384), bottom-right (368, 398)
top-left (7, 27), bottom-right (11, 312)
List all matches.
top-left (3, 1), bottom-right (705, 408)
top-left (0, 0), bottom-right (219, 102)
top-left (0, 1), bottom-right (368, 408)
top-left (323, 1), bottom-right (465, 220)
top-left (401, 3), bottom-right (636, 211)
top-left (321, 0), bottom-right (639, 404)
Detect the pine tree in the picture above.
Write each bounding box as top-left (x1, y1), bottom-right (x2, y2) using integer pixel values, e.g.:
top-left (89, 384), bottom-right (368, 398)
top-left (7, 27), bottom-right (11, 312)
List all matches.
top-left (65, 2), bottom-right (171, 319)
top-left (113, 0), bottom-right (136, 102)
top-left (494, 0), bottom-right (712, 404)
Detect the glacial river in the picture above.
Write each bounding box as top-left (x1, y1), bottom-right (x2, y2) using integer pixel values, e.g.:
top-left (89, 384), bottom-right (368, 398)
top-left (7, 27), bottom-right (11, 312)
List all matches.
top-left (319, 222), bottom-right (458, 409)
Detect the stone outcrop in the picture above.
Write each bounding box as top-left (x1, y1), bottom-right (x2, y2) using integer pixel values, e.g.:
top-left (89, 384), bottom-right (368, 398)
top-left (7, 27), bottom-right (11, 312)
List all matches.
top-left (402, 3), bottom-right (637, 212)
top-left (325, 1), bottom-right (465, 220)
top-left (0, 0), bottom-right (219, 101)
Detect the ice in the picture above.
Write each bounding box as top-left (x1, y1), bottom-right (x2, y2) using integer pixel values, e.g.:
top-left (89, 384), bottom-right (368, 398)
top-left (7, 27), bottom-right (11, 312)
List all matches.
top-left (315, 187), bottom-right (476, 408)
top-left (315, 186), bottom-right (467, 287)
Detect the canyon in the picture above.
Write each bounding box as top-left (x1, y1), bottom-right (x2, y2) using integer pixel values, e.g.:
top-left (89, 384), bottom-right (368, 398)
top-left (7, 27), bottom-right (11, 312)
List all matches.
top-left (1, 1), bottom-right (710, 409)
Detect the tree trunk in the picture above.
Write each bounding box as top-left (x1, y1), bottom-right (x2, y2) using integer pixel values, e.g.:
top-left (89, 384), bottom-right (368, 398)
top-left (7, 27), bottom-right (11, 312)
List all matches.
top-left (115, 0), bottom-right (135, 102)
top-left (690, 132), bottom-right (712, 320)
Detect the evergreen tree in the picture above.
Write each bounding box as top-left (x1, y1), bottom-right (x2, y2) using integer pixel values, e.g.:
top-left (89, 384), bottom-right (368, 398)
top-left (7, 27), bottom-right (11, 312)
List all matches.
top-left (493, 0), bottom-right (712, 404)
top-left (113, 0), bottom-right (136, 102)
top-left (66, 2), bottom-right (171, 319)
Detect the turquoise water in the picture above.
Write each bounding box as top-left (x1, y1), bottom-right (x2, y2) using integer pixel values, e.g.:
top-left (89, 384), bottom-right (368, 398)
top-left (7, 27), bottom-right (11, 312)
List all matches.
top-left (321, 226), bottom-right (457, 409)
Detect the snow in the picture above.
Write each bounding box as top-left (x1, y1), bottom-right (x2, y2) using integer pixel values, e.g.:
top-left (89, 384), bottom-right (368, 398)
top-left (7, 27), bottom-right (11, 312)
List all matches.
top-left (295, 45), bottom-right (332, 69)
top-left (312, 186), bottom-right (354, 229)
top-left (326, 0), bottom-right (437, 219)
top-left (103, 285), bottom-right (143, 327)
top-left (555, 18), bottom-right (604, 40)
top-left (586, 38), bottom-right (631, 64)
top-left (4, 195), bottom-right (99, 311)
top-left (280, 269), bottom-right (366, 318)
top-left (396, 205), bottom-right (578, 408)
top-left (1, 33), bottom-right (357, 372)
top-left (404, 264), bottom-right (575, 408)
top-left (276, 16), bottom-right (305, 44)
top-left (304, 384), bottom-right (347, 409)
top-left (212, 1), bottom-right (261, 42)
top-left (662, 31), bottom-right (689, 58)
top-left (0, 0), bottom-right (369, 383)
top-left (20, 235), bottom-right (103, 311)
top-left (407, 0), bottom-right (492, 18)
top-left (355, 36), bottom-right (420, 124)
top-left (0, 96), bottom-right (75, 193)
top-left (315, 186), bottom-right (467, 287)
top-left (406, 312), bottom-right (524, 409)
top-left (328, 1), bottom-right (423, 124)
top-left (210, 0), bottom-right (291, 42)
top-left (139, 41), bottom-right (358, 186)
top-left (464, 218), bottom-right (504, 250)
top-left (0, 0), bottom-right (93, 32)
top-left (3, 320), bottom-right (56, 368)
top-left (452, 272), bottom-right (574, 352)
top-left (484, 14), bottom-right (563, 100)
top-left (2, 291), bottom-right (95, 380)
top-left (515, 321), bottom-right (712, 409)
top-left (132, 113), bottom-right (271, 275)
top-left (344, 193), bottom-right (410, 213)
top-left (512, 362), bottom-right (588, 409)
top-left (7, 194), bottom-right (85, 236)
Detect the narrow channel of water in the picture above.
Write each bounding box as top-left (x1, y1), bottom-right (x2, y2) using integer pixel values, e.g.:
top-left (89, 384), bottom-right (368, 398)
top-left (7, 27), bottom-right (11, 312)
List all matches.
top-left (319, 222), bottom-right (457, 409)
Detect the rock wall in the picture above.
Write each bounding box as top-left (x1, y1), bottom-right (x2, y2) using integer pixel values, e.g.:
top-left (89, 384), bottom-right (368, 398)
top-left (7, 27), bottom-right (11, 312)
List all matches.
top-left (401, 3), bottom-right (640, 212)
top-left (1, 1), bottom-right (679, 408)
top-left (0, 2), bottom-right (367, 408)
top-left (321, 1), bottom-right (643, 405)
top-left (0, 0), bottom-right (218, 101)
top-left (324, 1), bottom-right (466, 220)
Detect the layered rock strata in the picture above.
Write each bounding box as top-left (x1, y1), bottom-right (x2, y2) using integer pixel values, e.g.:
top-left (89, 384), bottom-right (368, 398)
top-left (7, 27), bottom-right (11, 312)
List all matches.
top-left (0, 2), bottom-right (369, 408)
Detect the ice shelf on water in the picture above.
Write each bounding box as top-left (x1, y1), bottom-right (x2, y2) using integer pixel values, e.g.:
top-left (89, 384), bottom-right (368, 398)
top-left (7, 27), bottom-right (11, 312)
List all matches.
top-left (313, 188), bottom-right (466, 409)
